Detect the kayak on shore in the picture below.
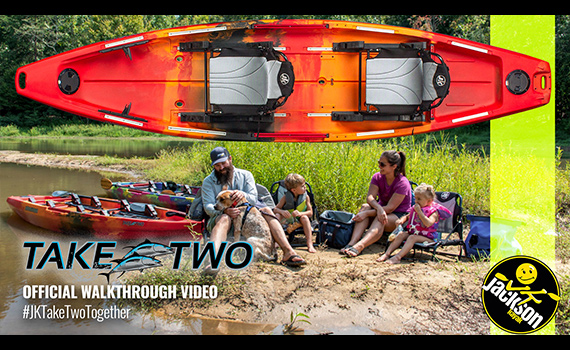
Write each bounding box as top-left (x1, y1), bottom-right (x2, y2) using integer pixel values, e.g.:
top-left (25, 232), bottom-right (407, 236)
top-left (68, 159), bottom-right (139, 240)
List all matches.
top-left (101, 178), bottom-right (199, 212)
top-left (6, 192), bottom-right (204, 240)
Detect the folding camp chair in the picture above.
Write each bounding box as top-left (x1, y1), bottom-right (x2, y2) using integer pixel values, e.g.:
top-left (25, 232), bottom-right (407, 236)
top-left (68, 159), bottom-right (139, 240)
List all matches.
top-left (270, 180), bottom-right (319, 247)
top-left (412, 191), bottom-right (465, 261)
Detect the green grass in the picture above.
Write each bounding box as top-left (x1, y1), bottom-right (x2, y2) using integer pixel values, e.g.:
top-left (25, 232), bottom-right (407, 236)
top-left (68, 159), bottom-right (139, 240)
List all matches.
top-left (143, 134), bottom-right (490, 216)
top-left (0, 123), bottom-right (165, 138)
top-left (0, 123), bottom-right (498, 216)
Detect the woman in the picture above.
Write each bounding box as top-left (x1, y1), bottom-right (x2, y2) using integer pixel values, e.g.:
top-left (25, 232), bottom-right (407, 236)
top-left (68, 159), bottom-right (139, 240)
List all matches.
top-left (341, 150), bottom-right (412, 258)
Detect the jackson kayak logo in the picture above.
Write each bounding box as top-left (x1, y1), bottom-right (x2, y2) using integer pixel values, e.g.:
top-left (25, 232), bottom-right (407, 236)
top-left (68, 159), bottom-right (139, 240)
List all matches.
top-left (481, 256), bottom-right (560, 334)
top-left (280, 73), bottom-right (290, 86)
top-left (436, 74), bottom-right (447, 87)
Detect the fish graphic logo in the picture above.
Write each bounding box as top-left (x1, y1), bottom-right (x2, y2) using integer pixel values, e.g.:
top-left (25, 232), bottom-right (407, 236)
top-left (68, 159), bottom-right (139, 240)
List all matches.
top-left (123, 239), bottom-right (174, 258)
top-left (98, 254), bottom-right (162, 284)
top-left (99, 239), bottom-right (171, 283)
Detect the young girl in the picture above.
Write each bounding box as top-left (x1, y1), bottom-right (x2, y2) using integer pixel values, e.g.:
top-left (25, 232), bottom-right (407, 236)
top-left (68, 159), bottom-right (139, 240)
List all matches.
top-left (377, 183), bottom-right (451, 264)
top-left (273, 173), bottom-right (316, 253)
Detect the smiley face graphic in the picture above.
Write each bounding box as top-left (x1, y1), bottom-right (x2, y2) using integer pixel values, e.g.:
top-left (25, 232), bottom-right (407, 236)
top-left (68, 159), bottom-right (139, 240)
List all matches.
top-left (516, 263), bottom-right (538, 285)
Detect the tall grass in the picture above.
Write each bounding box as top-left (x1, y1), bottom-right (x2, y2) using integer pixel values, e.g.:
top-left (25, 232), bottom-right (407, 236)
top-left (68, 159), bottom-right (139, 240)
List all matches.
top-left (145, 135), bottom-right (490, 216)
top-left (0, 124), bottom-right (164, 138)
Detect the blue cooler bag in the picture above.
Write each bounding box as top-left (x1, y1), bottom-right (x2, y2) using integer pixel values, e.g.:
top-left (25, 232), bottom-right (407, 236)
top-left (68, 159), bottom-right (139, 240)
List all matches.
top-left (318, 210), bottom-right (355, 249)
top-left (465, 215), bottom-right (490, 259)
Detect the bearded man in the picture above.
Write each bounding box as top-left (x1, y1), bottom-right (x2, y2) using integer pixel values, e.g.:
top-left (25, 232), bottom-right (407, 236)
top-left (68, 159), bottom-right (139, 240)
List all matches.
top-left (201, 147), bottom-right (306, 267)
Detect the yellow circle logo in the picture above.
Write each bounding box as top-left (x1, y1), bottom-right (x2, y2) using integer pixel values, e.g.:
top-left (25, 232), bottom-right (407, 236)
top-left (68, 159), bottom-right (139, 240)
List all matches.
top-left (481, 256), bottom-right (560, 334)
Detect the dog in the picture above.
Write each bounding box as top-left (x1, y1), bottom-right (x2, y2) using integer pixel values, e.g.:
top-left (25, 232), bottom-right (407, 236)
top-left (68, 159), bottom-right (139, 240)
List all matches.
top-left (214, 189), bottom-right (277, 262)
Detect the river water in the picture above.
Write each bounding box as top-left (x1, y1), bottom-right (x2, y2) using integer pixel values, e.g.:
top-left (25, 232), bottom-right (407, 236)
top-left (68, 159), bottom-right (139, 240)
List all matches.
top-left (0, 138), bottom-right (294, 335)
top-left (0, 137), bottom-right (195, 158)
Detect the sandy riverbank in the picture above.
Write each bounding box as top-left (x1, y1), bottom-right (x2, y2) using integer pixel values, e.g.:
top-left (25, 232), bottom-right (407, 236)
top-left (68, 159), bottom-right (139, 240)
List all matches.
top-left (0, 150), bottom-right (491, 334)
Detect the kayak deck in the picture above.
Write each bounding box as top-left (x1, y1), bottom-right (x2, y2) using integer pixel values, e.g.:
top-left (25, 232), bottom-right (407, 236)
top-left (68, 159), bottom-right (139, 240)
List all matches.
top-left (102, 179), bottom-right (200, 212)
top-left (15, 19), bottom-right (551, 142)
top-left (6, 194), bottom-right (204, 239)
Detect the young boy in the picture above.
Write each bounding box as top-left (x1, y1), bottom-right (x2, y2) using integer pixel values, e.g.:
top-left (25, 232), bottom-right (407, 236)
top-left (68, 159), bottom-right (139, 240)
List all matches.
top-left (377, 183), bottom-right (451, 264)
top-left (273, 173), bottom-right (316, 253)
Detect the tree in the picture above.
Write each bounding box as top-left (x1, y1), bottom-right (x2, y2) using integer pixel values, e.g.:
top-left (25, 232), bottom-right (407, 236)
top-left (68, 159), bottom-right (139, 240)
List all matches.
top-left (557, 15), bottom-right (570, 139)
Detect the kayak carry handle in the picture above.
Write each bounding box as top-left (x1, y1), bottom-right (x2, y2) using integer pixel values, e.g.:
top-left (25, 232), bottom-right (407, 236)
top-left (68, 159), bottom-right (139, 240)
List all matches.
top-left (533, 72), bottom-right (551, 93)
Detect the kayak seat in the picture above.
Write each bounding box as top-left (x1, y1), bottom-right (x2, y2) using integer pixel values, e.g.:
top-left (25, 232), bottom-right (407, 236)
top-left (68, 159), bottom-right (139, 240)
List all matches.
top-left (331, 42), bottom-right (450, 122)
top-left (366, 56), bottom-right (424, 116)
top-left (365, 47), bottom-right (450, 116)
top-left (71, 193), bottom-right (82, 206)
top-left (178, 41), bottom-right (294, 123)
top-left (120, 199), bottom-right (131, 212)
top-left (91, 196), bottom-right (102, 208)
top-left (209, 47), bottom-right (295, 116)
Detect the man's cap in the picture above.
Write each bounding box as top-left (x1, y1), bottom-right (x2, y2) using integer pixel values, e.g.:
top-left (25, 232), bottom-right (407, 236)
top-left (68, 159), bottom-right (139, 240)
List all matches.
top-left (210, 147), bottom-right (230, 166)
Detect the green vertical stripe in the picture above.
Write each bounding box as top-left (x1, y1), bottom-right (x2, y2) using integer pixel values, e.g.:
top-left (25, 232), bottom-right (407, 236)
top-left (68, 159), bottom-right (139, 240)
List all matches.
top-left (490, 15), bottom-right (556, 335)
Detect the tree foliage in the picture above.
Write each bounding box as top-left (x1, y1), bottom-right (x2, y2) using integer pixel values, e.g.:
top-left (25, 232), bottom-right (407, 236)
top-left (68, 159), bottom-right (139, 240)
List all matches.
top-left (557, 15), bottom-right (570, 139)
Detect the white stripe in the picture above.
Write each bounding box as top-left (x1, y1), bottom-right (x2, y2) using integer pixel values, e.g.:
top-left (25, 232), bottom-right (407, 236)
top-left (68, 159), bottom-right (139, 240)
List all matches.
top-left (451, 41), bottom-right (489, 54)
top-left (104, 36), bottom-right (145, 49)
top-left (104, 115), bottom-right (144, 127)
top-left (356, 130), bottom-right (395, 137)
top-left (307, 113), bottom-right (331, 117)
top-left (452, 112), bottom-right (490, 124)
top-left (168, 126), bottom-right (226, 136)
top-left (168, 26), bottom-right (227, 37)
top-left (307, 47), bottom-right (333, 51)
top-left (356, 26), bottom-right (395, 34)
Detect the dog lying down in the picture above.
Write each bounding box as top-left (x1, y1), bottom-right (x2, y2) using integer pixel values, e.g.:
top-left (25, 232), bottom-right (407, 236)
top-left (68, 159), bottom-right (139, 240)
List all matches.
top-left (214, 189), bottom-right (277, 262)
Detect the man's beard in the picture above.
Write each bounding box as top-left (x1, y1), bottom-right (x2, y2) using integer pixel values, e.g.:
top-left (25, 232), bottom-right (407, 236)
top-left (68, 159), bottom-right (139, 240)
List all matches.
top-left (214, 164), bottom-right (234, 187)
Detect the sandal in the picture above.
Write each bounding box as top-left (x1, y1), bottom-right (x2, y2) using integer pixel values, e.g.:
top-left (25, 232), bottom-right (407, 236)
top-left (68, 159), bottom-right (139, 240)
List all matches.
top-left (281, 255), bottom-right (307, 267)
top-left (345, 246), bottom-right (361, 258)
top-left (340, 245), bottom-right (352, 255)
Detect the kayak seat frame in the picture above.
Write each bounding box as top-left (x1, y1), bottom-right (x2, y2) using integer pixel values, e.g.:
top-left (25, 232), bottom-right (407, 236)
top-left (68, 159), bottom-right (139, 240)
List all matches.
top-left (178, 41), bottom-right (295, 124)
top-left (331, 41), bottom-right (450, 122)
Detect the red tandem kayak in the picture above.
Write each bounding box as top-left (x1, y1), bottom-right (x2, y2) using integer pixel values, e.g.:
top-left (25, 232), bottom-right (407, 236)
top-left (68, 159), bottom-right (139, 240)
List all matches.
top-left (15, 19), bottom-right (551, 142)
top-left (6, 193), bottom-right (204, 240)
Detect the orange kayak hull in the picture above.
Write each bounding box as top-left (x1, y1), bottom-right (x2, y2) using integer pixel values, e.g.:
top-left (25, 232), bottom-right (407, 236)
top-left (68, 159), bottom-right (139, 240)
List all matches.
top-left (15, 20), bottom-right (551, 142)
top-left (7, 195), bottom-right (203, 240)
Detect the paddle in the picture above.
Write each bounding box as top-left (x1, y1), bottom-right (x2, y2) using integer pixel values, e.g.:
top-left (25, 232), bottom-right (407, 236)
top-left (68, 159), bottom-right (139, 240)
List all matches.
top-left (495, 272), bottom-right (561, 301)
top-left (166, 211), bottom-right (187, 218)
top-left (101, 178), bottom-right (114, 190)
top-left (52, 190), bottom-right (75, 198)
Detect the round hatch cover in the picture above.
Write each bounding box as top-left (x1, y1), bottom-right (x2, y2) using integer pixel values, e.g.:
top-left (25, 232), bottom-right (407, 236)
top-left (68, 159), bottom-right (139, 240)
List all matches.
top-left (58, 69), bottom-right (80, 95)
top-left (506, 70), bottom-right (530, 95)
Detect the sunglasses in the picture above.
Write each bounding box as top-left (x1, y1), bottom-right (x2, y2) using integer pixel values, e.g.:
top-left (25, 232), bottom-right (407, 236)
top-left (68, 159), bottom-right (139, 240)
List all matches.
top-left (379, 161), bottom-right (388, 168)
